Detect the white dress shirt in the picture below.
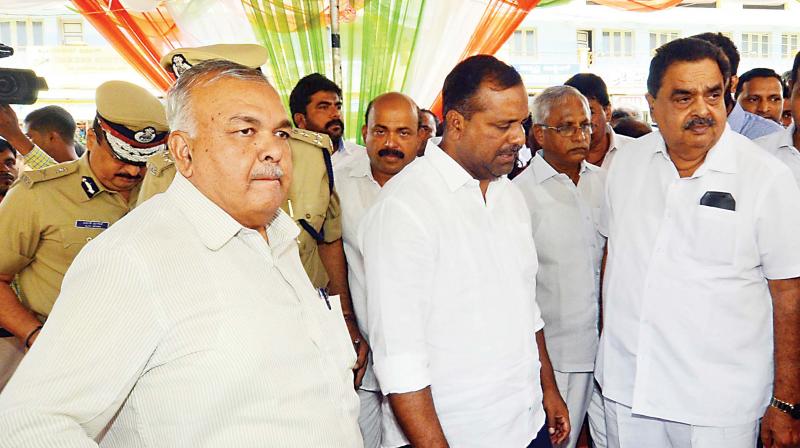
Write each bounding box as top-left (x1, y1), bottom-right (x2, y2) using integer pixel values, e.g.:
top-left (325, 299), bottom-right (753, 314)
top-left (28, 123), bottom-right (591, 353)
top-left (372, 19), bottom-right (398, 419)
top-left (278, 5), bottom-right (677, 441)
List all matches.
top-left (754, 124), bottom-right (800, 187)
top-left (359, 141), bottom-right (546, 447)
top-left (514, 152), bottom-right (605, 372)
top-left (598, 126), bottom-right (800, 427)
top-left (0, 173), bottom-right (362, 447)
top-left (335, 154), bottom-right (381, 392)
top-left (332, 139), bottom-right (368, 169)
top-left (600, 126), bottom-right (635, 169)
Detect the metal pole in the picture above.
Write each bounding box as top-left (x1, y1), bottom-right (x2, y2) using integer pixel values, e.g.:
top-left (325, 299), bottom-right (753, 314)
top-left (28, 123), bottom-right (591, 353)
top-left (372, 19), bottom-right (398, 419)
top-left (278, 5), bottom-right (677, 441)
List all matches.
top-left (330, 0), bottom-right (342, 86)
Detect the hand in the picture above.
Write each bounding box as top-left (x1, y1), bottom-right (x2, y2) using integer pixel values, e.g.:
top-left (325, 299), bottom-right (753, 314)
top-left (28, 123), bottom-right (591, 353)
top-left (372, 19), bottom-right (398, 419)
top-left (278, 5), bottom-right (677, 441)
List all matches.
top-left (762, 406), bottom-right (800, 448)
top-left (0, 105), bottom-right (32, 154)
top-left (543, 387), bottom-right (570, 445)
top-left (344, 316), bottom-right (369, 389)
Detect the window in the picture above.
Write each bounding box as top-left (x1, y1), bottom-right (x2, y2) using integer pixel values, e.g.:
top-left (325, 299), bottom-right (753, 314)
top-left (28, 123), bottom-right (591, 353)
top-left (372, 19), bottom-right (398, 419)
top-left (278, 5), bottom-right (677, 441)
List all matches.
top-left (782, 33), bottom-right (800, 59)
top-left (0, 19), bottom-right (44, 47)
top-left (599, 30), bottom-right (634, 58)
top-left (509, 29), bottom-right (537, 57)
top-left (741, 32), bottom-right (770, 58)
top-left (677, 0), bottom-right (717, 7)
top-left (742, 0), bottom-right (784, 9)
top-left (650, 31), bottom-right (679, 54)
top-left (60, 19), bottom-right (84, 45)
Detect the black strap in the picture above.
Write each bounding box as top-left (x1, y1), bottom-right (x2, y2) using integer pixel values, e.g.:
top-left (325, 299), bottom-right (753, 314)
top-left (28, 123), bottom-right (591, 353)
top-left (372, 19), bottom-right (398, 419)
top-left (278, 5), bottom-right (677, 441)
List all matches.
top-left (322, 145), bottom-right (334, 193)
top-left (298, 219), bottom-right (325, 242)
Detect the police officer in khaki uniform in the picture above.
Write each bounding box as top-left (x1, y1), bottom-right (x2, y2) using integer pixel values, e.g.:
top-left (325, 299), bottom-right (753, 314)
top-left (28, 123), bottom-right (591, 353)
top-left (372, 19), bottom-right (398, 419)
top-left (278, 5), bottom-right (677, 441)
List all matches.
top-left (139, 45), bottom-right (369, 386)
top-left (0, 81), bottom-right (168, 389)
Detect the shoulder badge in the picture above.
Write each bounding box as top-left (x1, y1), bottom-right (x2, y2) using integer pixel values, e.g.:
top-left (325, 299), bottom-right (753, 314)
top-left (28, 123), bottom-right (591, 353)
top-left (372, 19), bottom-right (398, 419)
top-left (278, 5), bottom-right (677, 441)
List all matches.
top-left (19, 160), bottom-right (79, 188)
top-left (290, 129), bottom-right (334, 155)
top-left (80, 176), bottom-right (100, 199)
top-left (146, 150), bottom-right (175, 177)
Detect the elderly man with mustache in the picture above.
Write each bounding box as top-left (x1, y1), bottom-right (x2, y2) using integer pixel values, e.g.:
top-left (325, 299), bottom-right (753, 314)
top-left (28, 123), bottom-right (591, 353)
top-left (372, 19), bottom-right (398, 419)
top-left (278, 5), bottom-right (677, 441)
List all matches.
top-left (0, 60), bottom-right (362, 447)
top-left (514, 85), bottom-right (606, 448)
top-left (0, 139), bottom-right (17, 203)
top-left (0, 81), bottom-right (165, 392)
top-left (598, 37), bottom-right (800, 448)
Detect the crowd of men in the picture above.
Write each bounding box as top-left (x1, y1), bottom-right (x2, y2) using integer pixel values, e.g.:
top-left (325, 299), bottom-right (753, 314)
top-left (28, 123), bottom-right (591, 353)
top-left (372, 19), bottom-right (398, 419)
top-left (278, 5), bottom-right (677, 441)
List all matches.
top-left (0, 31), bottom-right (797, 448)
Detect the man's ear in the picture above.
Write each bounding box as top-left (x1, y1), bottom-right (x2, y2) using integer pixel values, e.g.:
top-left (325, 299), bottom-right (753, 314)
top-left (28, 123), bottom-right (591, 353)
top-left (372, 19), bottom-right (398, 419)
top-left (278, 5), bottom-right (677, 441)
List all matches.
top-left (85, 128), bottom-right (97, 153)
top-left (169, 131), bottom-right (194, 178)
top-left (361, 124), bottom-right (368, 144)
top-left (444, 110), bottom-right (464, 139)
top-left (603, 104), bottom-right (612, 121)
top-left (293, 113), bottom-right (307, 129)
top-left (646, 93), bottom-right (656, 117)
top-left (730, 75), bottom-right (739, 94)
top-left (532, 125), bottom-right (545, 148)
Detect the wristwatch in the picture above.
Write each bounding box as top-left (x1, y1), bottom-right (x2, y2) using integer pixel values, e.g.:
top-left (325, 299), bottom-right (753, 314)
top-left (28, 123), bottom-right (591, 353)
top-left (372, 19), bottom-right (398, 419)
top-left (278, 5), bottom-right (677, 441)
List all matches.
top-left (770, 397), bottom-right (800, 419)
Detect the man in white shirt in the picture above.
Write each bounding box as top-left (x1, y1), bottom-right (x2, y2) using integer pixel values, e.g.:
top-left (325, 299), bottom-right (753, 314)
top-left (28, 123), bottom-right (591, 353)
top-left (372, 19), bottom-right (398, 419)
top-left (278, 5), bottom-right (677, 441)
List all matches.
top-left (336, 92), bottom-right (421, 448)
top-left (515, 85), bottom-right (605, 448)
top-left (290, 73), bottom-right (366, 168)
top-left (360, 55), bottom-right (569, 448)
top-left (564, 74), bottom-right (634, 169)
top-left (0, 60), bottom-right (362, 447)
top-left (599, 37), bottom-right (800, 448)
top-left (755, 52), bottom-right (800, 187)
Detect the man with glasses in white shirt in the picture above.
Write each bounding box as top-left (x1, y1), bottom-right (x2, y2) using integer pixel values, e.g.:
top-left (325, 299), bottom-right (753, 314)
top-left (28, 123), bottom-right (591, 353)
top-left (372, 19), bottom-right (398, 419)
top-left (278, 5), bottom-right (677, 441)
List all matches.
top-left (514, 85), bottom-right (605, 448)
top-left (359, 55), bottom-right (570, 448)
top-left (599, 37), bottom-right (800, 448)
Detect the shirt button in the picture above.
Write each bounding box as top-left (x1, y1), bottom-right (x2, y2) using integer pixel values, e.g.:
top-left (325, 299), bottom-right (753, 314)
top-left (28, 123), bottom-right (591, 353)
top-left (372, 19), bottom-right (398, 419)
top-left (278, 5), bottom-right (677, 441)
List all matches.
top-left (305, 213), bottom-right (311, 219)
top-left (86, 237), bottom-right (92, 242)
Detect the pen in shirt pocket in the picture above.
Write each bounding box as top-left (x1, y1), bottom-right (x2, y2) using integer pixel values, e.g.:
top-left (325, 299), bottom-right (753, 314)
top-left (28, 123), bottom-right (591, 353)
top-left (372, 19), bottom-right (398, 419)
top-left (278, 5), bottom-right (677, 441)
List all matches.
top-left (318, 288), bottom-right (331, 310)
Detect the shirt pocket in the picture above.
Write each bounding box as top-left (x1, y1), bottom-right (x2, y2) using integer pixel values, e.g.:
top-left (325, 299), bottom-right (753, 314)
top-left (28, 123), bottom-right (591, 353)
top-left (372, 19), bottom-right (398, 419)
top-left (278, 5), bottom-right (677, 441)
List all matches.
top-left (319, 294), bottom-right (358, 372)
top-left (693, 205), bottom-right (737, 265)
top-left (58, 226), bottom-right (104, 259)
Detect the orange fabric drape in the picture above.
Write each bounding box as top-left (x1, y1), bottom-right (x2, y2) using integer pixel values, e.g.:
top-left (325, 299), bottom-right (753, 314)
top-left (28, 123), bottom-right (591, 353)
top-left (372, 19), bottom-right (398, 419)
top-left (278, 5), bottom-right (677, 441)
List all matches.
top-left (592, 0), bottom-right (683, 11)
top-left (429, 0), bottom-right (540, 116)
top-left (71, 0), bottom-right (188, 92)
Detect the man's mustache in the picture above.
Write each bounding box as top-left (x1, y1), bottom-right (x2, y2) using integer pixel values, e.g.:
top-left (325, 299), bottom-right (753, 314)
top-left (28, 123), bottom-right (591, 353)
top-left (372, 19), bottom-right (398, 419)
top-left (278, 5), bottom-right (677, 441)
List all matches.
top-left (114, 173), bottom-right (142, 180)
top-left (683, 117), bottom-right (715, 129)
top-left (0, 173), bottom-right (14, 182)
top-left (378, 148), bottom-right (405, 159)
top-left (251, 164), bottom-right (284, 180)
top-left (495, 145), bottom-right (521, 157)
top-left (325, 119), bottom-right (344, 130)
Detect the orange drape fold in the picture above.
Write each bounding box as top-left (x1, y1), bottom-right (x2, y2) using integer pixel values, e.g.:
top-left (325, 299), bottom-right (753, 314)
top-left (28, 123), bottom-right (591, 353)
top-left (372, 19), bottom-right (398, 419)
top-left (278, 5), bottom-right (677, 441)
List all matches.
top-left (430, 0), bottom-right (540, 117)
top-left (71, 0), bottom-right (186, 92)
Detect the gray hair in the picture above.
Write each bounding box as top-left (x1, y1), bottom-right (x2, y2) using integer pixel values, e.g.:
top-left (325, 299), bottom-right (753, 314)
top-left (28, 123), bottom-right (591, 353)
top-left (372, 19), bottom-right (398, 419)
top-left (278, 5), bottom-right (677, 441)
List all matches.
top-left (531, 85), bottom-right (591, 125)
top-left (165, 59), bottom-right (271, 136)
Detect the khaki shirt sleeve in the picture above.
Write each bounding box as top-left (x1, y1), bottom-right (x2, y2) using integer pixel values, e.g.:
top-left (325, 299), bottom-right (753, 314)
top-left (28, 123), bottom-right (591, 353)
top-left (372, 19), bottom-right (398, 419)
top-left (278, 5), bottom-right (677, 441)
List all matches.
top-left (323, 189), bottom-right (342, 243)
top-left (0, 185), bottom-right (39, 275)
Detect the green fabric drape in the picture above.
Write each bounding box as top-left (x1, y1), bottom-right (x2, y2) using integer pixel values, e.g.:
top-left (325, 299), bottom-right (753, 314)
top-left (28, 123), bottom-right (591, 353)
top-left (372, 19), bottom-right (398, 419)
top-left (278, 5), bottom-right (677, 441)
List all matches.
top-left (240, 0), bottom-right (330, 113)
top-left (241, 0), bottom-right (425, 144)
top-left (340, 0), bottom-right (426, 144)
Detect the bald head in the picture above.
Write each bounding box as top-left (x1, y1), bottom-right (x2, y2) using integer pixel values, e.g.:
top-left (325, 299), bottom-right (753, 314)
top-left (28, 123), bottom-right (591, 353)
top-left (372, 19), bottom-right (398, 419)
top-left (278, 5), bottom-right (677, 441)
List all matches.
top-left (362, 92), bottom-right (420, 186)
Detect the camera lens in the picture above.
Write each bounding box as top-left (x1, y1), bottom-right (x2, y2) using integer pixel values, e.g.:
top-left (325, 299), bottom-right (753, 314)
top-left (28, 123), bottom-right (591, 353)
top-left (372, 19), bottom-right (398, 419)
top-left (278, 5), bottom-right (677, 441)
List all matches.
top-left (0, 74), bottom-right (16, 95)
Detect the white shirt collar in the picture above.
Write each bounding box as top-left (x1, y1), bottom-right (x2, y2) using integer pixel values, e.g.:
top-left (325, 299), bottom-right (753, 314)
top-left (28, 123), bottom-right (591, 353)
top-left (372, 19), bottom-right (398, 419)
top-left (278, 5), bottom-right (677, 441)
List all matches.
top-left (425, 140), bottom-right (480, 192)
top-left (532, 150), bottom-right (595, 185)
top-left (777, 123), bottom-right (796, 149)
top-left (166, 173), bottom-right (299, 251)
top-left (649, 125), bottom-right (737, 175)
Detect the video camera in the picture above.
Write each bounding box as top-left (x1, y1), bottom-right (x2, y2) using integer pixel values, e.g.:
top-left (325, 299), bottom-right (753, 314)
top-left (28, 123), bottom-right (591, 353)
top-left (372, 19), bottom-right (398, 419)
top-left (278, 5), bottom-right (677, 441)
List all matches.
top-left (0, 43), bottom-right (48, 105)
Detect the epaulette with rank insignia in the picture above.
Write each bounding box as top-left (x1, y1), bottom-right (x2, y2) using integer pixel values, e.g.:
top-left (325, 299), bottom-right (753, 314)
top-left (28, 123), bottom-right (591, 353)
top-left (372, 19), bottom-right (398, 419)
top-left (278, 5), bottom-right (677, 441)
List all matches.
top-left (145, 150), bottom-right (175, 177)
top-left (290, 129), bottom-right (333, 155)
top-left (20, 160), bottom-right (80, 188)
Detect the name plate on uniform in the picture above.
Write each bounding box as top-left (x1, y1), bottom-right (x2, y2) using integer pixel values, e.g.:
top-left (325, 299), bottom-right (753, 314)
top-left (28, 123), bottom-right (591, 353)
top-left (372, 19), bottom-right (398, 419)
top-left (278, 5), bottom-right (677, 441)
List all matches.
top-left (75, 220), bottom-right (110, 229)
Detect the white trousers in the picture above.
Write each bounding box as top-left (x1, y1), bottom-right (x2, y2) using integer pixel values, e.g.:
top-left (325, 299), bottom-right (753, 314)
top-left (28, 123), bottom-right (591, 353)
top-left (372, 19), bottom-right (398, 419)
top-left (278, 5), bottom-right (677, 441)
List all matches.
top-left (0, 337), bottom-right (24, 392)
top-left (588, 381), bottom-right (608, 448)
top-left (553, 370), bottom-right (594, 448)
top-left (604, 398), bottom-right (758, 448)
top-left (358, 388), bottom-right (382, 448)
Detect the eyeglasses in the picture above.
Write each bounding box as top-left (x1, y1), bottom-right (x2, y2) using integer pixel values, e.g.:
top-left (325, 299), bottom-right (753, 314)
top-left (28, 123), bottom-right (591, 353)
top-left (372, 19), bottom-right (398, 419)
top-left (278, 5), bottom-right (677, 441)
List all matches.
top-left (536, 123), bottom-right (593, 138)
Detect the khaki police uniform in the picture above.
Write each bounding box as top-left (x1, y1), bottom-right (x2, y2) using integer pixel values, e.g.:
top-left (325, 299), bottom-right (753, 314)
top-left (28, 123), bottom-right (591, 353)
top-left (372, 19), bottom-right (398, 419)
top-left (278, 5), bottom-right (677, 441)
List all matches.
top-left (0, 80), bottom-right (167, 388)
top-left (0, 156), bottom-right (139, 319)
top-left (137, 129), bottom-right (343, 289)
